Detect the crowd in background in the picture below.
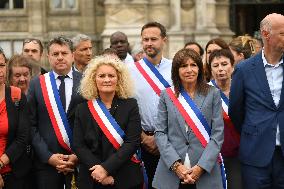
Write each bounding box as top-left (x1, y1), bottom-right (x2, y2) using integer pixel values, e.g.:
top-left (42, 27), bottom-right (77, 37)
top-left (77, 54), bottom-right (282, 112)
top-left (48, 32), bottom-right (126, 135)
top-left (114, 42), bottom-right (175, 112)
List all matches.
top-left (0, 12), bottom-right (283, 189)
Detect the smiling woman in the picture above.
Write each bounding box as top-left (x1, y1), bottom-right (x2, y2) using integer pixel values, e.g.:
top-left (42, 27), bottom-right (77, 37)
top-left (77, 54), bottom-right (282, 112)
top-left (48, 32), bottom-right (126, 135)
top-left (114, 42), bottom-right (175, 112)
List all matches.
top-left (73, 55), bottom-right (143, 189)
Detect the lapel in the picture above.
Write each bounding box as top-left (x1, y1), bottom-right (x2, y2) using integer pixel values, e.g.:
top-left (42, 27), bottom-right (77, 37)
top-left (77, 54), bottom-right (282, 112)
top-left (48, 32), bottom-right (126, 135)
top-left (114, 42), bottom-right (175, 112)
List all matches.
top-left (277, 59), bottom-right (284, 109)
top-left (252, 53), bottom-right (277, 109)
top-left (67, 71), bottom-right (80, 115)
top-left (172, 91), bottom-right (206, 140)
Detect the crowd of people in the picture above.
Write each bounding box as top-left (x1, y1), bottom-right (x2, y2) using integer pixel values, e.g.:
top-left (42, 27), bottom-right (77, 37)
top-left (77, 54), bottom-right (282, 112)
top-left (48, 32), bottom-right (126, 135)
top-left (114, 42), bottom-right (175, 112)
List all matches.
top-left (0, 12), bottom-right (283, 189)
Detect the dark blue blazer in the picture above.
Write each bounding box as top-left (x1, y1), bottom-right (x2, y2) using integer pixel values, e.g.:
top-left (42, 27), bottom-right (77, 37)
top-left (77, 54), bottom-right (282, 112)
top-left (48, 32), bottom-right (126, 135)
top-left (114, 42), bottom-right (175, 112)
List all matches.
top-left (27, 70), bottom-right (85, 165)
top-left (229, 52), bottom-right (284, 167)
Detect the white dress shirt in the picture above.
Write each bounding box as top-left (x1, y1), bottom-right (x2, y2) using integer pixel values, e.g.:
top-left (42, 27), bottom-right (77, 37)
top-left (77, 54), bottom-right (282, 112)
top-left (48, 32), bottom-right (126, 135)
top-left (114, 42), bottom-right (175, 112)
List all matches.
top-left (53, 69), bottom-right (73, 112)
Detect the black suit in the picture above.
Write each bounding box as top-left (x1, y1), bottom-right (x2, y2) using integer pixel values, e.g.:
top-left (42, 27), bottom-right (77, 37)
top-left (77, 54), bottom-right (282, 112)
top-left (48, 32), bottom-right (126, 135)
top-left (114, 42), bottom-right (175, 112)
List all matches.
top-left (73, 97), bottom-right (143, 189)
top-left (27, 70), bottom-right (84, 189)
top-left (3, 86), bottom-right (31, 189)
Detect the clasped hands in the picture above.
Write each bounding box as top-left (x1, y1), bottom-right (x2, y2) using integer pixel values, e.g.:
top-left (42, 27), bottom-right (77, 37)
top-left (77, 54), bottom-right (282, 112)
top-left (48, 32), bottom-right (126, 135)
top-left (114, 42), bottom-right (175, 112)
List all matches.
top-left (89, 165), bottom-right (114, 186)
top-left (48, 153), bottom-right (78, 175)
top-left (175, 164), bottom-right (204, 185)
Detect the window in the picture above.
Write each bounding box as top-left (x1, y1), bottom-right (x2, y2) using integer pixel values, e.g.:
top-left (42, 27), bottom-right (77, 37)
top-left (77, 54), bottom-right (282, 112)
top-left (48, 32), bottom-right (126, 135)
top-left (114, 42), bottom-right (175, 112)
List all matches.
top-left (51, 0), bottom-right (76, 10)
top-left (0, 40), bottom-right (23, 59)
top-left (0, 0), bottom-right (24, 9)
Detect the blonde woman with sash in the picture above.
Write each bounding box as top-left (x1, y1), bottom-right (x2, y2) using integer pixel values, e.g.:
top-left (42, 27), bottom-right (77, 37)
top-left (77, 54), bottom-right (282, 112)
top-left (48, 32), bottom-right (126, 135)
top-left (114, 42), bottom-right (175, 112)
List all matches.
top-left (152, 49), bottom-right (225, 189)
top-left (73, 55), bottom-right (143, 189)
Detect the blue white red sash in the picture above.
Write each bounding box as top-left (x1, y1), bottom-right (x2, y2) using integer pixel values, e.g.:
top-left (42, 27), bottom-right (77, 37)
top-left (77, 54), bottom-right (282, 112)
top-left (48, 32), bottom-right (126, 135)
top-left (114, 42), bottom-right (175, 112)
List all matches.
top-left (88, 99), bottom-right (148, 188)
top-left (134, 58), bottom-right (170, 96)
top-left (209, 80), bottom-right (240, 142)
top-left (165, 87), bottom-right (227, 189)
top-left (39, 72), bottom-right (72, 152)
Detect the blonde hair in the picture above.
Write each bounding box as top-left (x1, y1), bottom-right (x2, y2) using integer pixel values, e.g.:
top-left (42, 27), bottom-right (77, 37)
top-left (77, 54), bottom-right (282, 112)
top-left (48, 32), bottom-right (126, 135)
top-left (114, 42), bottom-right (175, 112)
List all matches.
top-left (79, 55), bottom-right (134, 100)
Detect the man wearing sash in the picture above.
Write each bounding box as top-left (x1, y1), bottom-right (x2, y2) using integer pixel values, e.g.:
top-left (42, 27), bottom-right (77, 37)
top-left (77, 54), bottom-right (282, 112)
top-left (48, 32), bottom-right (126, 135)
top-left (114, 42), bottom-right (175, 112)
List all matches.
top-left (128, 22), bottom-right (172, 188)
top-left (27, 36), bottom-right (84, 189)
top-left (229, 13), bottom-right (284, 189)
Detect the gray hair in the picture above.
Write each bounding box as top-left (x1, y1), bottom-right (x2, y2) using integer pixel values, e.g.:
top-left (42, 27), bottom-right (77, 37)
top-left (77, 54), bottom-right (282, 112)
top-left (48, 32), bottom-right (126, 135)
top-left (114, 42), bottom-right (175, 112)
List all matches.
top-left (72, 34), bottom-right (91, 51)
top-left (260, 18), bottom-right (272, 33)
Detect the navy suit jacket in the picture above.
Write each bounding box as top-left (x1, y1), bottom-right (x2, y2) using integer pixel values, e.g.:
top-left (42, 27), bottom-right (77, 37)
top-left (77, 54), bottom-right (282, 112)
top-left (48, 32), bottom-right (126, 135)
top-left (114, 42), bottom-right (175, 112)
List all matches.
top-left (27, 70), bottom-right (84, 165)
top-left (229, 52), bottom-right (284, 167)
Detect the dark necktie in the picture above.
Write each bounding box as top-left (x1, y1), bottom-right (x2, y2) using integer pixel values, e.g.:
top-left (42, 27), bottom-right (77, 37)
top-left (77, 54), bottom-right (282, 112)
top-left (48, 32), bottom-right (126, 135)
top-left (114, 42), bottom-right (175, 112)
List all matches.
top-left (58, 75), bottom-right (67, 111)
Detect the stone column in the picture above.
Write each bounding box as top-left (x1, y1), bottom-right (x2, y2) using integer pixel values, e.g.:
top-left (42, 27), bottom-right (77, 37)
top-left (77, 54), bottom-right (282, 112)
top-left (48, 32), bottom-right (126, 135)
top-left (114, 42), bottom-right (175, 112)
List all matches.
top-left (170, 0), bottom-right (181, 31)
top-left (27, 0), bottom-right (46, 37)
top-left (101, 0), bottom-right (148, 50)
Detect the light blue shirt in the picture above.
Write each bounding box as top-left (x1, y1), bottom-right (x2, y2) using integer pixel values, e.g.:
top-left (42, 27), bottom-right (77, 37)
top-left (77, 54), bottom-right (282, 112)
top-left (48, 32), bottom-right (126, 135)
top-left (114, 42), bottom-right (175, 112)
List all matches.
top-left (128, 57), bottom-right (172, 131)
top-left (262, 50), bottom-right (284, 146)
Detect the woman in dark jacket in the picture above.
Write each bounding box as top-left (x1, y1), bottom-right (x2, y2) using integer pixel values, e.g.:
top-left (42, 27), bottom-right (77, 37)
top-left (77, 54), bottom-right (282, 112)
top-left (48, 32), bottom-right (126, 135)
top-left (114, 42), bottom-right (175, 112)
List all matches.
top-left (73, 55), bottom-right (143, 189)
top-left (0, 48), bottom-right (31, 189)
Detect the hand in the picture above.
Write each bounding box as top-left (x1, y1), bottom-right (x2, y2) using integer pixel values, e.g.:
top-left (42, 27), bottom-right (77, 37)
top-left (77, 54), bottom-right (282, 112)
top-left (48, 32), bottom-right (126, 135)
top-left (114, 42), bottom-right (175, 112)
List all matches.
top-left (186, 165), bottom-right (204, 183)
top-left (0, 174), bottom-right (4, 188)
top-left (48, 154), bottom-right (74, 174)
top-left (89, 165), bottom-right (108, 183)
top-left (174, 163), bottom-right (192, 181)
top-left (101, 176), bottom-right (114, 186)
top-left (56, 154), bottom-right (78, 174)
top-left (141, 132), bottom-right (159, 155)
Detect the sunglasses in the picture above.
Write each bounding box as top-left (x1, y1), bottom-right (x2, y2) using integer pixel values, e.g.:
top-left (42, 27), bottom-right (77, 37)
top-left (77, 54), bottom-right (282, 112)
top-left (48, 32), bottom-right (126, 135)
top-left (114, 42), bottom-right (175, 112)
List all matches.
top-left (23, 38), bottom-right (42, 45)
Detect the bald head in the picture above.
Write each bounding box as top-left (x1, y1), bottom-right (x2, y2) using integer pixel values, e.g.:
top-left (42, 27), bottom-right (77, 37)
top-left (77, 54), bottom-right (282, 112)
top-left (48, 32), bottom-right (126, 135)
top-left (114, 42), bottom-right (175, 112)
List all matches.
top-left (260, 13), bottom-right (284, 62)
top-left (110, 31), bottom-right (130, 60)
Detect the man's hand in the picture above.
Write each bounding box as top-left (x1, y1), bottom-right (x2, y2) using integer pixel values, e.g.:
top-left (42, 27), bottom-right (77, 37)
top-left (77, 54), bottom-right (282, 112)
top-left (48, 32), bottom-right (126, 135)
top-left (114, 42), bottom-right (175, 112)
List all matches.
top-left (141, 132), bottom-right (159, 155)
top-left (89, 165), bottom-right (108, 183)
top-left (48, 154), bottom-right (74, 174)
top-left (101, 176), bottom-right (114, 186)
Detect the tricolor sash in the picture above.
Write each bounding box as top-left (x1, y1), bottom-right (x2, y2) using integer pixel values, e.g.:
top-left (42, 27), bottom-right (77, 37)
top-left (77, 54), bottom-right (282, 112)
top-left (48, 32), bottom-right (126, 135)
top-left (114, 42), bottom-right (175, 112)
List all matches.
top-left (87, 99), bottom-right (148, 188)
top-left (134, 58), bottom-right (170, 96)
top-left (209, 80), bottom-right (240, 142)
top-left (39, 72), bottom-right (72, 152)
top-left (165, 87), bottom-right (227, 189)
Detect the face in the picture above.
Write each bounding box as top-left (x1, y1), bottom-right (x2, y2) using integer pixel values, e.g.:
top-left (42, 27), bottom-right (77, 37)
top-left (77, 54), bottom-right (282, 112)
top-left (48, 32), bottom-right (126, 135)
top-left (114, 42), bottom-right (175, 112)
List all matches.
top-left (0, 54), bottom-right (6, 85)
top-left (206, 44), bottom-right (222, 63)
top-left (95, 65), bottom-right (118, 96)
top-left (267, 19), bottom-right (284, 54)
top-left (142, 27), bottom-right (166, 58)
top-left (185, 44), bottom-right (201, 56)
top-left (210, 56), bottom-right (234, 82)
top-left (229, 47), bottom-right (244, 64)
top-left (48, 44), bottom-right (74, 75)
top-left (73, 40), bottom-right (93, 66)
top-left (10, 66), bottom-right (31, 93)
top-left (179, 58), bottom-right (199, 87)
top-left (110, 33), bottom-right (129, 60)
top-left (23, 42), bottom-right (42, 62)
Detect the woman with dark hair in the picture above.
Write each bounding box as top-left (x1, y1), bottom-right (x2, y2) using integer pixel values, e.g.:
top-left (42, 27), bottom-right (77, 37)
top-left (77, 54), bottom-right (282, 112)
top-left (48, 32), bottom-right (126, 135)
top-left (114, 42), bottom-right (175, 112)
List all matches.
top-left (184, 41), bottom-right (204, 56)
top-left (0, 48), bottom-right (31, 189)
top-left (152, 49), bottom-right (224, 189)
top-left (208, 49), bottom-right (242, 189)
top-left (204, 38), bottom-right (229, 82)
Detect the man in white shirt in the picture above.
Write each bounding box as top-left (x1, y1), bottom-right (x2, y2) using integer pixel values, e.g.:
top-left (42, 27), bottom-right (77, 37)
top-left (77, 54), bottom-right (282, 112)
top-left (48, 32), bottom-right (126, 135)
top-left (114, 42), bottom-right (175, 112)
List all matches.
top-left (129, 22), bottom-right (172, 188)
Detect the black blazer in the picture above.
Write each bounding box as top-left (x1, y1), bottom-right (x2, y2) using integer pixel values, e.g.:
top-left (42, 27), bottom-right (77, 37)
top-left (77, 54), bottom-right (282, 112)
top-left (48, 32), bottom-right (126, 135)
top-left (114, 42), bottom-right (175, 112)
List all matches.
top-left (27, 71), bottom-right (85, 165)
top-left (4, 86), bottom-right (31, 178)
top-left (73, 97), bottom-right (143, 189)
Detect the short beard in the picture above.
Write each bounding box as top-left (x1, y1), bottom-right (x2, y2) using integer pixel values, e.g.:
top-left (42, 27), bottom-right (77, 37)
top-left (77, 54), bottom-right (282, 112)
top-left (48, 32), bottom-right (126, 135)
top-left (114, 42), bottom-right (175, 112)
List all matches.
top-left (145, 48), bottom-right (160, 58)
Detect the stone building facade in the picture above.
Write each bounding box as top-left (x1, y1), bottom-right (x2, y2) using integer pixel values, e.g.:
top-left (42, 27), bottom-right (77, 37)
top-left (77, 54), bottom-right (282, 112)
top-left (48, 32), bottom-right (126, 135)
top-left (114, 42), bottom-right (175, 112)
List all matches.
top-left (0, 0), bottom-right (234, 64)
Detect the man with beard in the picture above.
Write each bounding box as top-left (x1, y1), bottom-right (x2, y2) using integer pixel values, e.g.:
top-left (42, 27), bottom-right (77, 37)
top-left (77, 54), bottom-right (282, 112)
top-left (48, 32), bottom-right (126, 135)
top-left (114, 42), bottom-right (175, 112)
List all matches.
top-left (128, 22), bottom-right (172, 188)
top-left (72, 34), bottom-right (93, 73)
top-left (110, 31), bottom-right (135, 64)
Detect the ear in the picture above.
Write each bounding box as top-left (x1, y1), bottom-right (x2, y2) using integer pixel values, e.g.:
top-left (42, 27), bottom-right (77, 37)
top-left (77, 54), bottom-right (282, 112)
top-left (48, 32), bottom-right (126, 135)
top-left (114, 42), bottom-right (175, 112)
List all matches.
top-left (261, 30), bottom-right (270, 39)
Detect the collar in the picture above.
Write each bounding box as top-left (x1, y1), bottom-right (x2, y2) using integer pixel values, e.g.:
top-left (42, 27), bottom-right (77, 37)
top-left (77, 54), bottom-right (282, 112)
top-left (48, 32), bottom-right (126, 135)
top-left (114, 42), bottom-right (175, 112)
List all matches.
top-left (53, 69), bottom-right (73, 79)
top-left (262, 49), bottom-right (283, 67)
